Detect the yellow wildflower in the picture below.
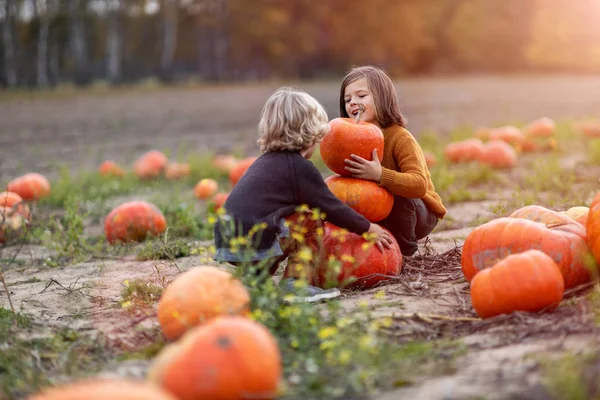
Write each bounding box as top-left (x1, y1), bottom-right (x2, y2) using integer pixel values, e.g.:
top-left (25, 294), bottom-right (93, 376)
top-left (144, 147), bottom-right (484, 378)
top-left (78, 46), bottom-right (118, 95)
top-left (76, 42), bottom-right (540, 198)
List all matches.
top-left (318, 326), bottom-right (339, 339)
top-left (374, 290), bottom-right (386, 300)
top-left (207, 215), bottom-right (217, 225)
top-left (121, 301), bottom-right (132, 309)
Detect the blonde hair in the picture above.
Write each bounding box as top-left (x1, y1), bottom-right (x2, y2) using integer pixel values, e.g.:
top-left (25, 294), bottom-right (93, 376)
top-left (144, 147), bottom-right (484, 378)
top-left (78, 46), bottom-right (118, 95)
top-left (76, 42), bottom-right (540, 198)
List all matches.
top-left (257, 87), bottom-right (330, 153)
top-left (339, 65), bottom-right (406, 128)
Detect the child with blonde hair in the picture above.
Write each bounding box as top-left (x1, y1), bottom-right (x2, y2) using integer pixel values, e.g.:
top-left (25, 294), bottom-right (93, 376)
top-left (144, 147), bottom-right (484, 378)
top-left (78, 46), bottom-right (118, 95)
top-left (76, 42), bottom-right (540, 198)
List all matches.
top-left (214, 86), bottom-right (393, 302)
top-left (339, 66), bottom-right (447, 256)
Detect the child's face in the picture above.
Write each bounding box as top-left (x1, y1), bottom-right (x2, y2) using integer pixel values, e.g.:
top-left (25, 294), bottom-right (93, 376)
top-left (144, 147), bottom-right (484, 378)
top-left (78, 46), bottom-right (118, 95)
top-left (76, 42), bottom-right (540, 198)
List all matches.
top-left (344, 77), bottom-right (377, 126)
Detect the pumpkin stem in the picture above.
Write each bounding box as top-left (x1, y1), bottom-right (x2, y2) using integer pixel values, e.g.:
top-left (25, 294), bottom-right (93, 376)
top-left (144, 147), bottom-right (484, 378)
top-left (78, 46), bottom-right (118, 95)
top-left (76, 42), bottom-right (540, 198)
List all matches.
top-left (354, 104), bottom-right (365, 123)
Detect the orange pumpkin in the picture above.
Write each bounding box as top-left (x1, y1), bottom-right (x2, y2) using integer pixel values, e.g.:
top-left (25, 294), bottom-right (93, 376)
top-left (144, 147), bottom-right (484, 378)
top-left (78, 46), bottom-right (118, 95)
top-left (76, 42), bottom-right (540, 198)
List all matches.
top-left (229, 157), bottom-right (258, 186)
top-left (157, 266), bottom-right (250, 340)
top-left (104, 201), bottom-right (167, 244)
top-left (586, 192), bottom-right (600, 265)
top-left (133, 150), bottom-right (168, 179)
top-left (443, 138), bottom-right (484, 164)
top-left (28, 379), bottom-right (177, 400)
top-left (320, 117), bottom-right (384, 176)
top-left (470, 250), bottom-right (564, 318)
top-left (0, 191), bottom-right (31, 220)
top-left (522, 117), bottom-right (556, 138)
top-left (212, 154), bottom-right (238, 172)
top-left (325, 176), bottom-right (394, 222)
top-left (99, 160), bottom-right (126, 177)
top-left (0, 206), bottom-right (28, 244)
top-left (561, 206), bottom-right (589, 227)
top-left (315, 222), bottom-right (402, 289)
top-left (211, 192), bottom-right (230, 211)
top-left (478, 139), bottom-right (517, 168)
top-left (164, 163), bottom-right (191, 180)
top-left (6, 172), bottom-right (51, 201)
top-left (574, 120), bottom-right (600, 138)
top-left (148, 316), bottom-right (282, 400)
top-left (509, 205), bottom-right (579, 226)
top-left (194, 178), bottom-right (219, 200)
top-left (462, 217), bottom-right (595, 289)
top-left (488, 126), bottom-right (526, 146)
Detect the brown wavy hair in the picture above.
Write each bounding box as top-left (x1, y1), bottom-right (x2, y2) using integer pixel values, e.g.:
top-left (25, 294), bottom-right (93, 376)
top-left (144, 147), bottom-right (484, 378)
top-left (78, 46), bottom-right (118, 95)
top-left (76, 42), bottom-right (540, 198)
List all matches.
top-left (339, 66), bottom-right (406, 128)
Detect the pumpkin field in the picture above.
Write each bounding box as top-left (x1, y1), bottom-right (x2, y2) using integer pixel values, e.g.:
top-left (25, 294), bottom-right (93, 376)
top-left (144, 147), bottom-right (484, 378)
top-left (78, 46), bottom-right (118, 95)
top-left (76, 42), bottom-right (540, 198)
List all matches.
top-left (3, 75), bottom-right (600, 400)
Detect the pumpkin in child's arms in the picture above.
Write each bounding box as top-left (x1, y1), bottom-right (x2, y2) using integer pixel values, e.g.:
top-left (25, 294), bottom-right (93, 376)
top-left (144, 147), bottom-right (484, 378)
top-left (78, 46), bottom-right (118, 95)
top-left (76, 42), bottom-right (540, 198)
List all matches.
top-left (315, 222), bottom-right (402, 289)
top-left (104, 200), bottom-right (167, 244)
top-left (325, 175), bottom-right (393, 222)
top-left (320, 117), bottom-right (384, 176)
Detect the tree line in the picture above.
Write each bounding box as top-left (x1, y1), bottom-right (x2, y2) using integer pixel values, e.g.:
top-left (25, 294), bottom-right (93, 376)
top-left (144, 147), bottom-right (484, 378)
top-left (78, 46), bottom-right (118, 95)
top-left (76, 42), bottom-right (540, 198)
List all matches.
top-left (1, 0), bottom-right (600, 89)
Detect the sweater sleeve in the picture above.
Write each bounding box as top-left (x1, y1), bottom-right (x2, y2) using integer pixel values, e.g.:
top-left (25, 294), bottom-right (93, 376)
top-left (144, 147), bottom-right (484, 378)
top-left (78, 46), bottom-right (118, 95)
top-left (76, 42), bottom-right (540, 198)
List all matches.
top-left (379, 136), bottom-right (428, 198)
top-left (295, 158), bottom-right (371, 235)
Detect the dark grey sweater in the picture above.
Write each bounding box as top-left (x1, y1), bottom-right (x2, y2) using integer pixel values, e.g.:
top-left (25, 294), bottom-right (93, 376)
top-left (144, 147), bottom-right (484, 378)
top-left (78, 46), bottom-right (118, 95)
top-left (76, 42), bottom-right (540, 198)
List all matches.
top-left (213, 151), bottom-right (371, 256)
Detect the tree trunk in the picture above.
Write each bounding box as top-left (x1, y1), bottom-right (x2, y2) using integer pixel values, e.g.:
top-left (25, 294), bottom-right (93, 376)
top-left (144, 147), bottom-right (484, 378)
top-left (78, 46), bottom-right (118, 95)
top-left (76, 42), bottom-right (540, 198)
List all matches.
top-left (159, 0), bottom-right (177, 81)
top-left (2, 0), bottom-right (17, 87)
top-left (37, 0), bottom-right (50, 87)
top-left (68, 0), bottom-right (89, 85)
top-left (106, 5), bottom-right (121, 84)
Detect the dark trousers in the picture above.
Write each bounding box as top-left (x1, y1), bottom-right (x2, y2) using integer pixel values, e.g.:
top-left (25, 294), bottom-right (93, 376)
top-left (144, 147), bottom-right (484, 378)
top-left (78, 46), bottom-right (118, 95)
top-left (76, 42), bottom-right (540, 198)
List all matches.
top-left (381, 196), bottom-right (439, 257)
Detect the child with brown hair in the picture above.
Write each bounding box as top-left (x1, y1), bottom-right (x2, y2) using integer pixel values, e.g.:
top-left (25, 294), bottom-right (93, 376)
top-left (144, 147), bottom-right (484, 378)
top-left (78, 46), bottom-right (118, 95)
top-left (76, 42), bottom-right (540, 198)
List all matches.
top-left (213, 86), bottom-right (393, 302)
top-left (339, 65), bottom-right (447, 257)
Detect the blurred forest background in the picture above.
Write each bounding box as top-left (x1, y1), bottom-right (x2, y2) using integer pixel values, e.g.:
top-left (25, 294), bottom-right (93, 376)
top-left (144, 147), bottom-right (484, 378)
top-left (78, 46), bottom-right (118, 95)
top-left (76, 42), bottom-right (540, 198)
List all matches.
top-left (1, 0), bottom-right (600, 89)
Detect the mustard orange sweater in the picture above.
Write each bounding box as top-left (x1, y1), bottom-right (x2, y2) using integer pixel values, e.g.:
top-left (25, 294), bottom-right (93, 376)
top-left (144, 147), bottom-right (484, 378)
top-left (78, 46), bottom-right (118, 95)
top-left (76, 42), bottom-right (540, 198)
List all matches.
top-left (378, 124), bottom-right (447, 219)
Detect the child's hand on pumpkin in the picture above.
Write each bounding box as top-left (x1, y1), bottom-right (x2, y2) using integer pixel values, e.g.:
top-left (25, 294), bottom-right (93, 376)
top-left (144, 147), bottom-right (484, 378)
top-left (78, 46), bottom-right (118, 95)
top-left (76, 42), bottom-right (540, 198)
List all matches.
top-left (344, 149), bottom-right (382, 182)
top-left (368, 223), bottom-right (393, 253)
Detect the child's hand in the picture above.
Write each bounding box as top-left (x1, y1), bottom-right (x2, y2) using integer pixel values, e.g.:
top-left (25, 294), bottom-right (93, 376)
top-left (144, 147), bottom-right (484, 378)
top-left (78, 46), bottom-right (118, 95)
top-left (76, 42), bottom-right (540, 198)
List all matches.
top-left (368, 223), bottom-right (394, 253)
top-left (344, 149), bottom-right (383, 182)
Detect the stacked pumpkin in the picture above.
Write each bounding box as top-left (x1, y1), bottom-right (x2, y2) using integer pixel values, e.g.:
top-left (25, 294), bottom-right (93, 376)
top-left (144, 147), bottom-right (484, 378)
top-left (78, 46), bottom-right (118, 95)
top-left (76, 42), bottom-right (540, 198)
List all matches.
top-left (462, 202), bottom-right (598, 319)
top-left (316, 115), bottom-right (402, 289)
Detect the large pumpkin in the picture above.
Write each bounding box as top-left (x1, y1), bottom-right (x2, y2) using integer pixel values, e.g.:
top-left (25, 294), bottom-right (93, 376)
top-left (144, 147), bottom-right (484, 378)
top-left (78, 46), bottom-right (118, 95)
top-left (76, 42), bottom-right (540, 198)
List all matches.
top-left (509, 205), bottom-right (579, 227)
top-left (470, 250), bottom-right (564, 318)
top-left (462, 217), bottom-right (595, 289)
top-left (314, 222), bottom-right (402, 289)
top-left (104, 201), bottom-right (167, 244)
top-left (320, 117), bottom-right (384, 176)
top-left (229, 157), bottom-right (258, 186)
top-left (325, 176), bottom-right (394, 222)
top-left (586, 192), bottom-right (600, 265)
top-left (6, 172), bottom-right (51, 201)
top-left (157, 266), bottom-right (250, 340)
top-left (133, 150), bottom-right (168, 179)
top-left (148, 316), bottom-right (282, 400)
top-left (28, 379), bottom-right (177, 400)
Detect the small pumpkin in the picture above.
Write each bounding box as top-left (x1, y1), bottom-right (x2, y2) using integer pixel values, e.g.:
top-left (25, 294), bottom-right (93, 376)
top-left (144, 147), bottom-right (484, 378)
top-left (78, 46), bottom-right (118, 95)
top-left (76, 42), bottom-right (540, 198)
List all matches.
top-left (164, 162), bottom-right (191, 180)
top-left (443, 138), bottom-right (484, 164)
top-left (133, 150), bottom-right (168, 179)
top-left (194, 178), bottom-right (219, 200)
top-left (229, 157), bottom-right (258, 186)
top-left (99, 160), bottom-right (126, 177)
top-left (320, 117), bottom-right (384, 176)
top-left (470, 249), bottom-right (564, 318)
top-left (157, 266), bottom-right (250, 340)
top-left (462, 217), bottom-right (595, 289)
top-left (0, 191), bottom-right (31, 220)
top-left (522, 117), bottom-right (556, 138)
top-left (586, 192), bottom-right (600, 265)
top-left (28, 379), bottom-right (177, 400)
top-left (211, 192), bottom-right (230, 211)
top-left (104, 201), bottom-right (167, 244)
top-left (315, 222), bottom-right (402, 289)
top-left (6, 172), bottom-right (51, 201)
top-left (325, 175), bottom-right (394, 222)
top-left (148, 316), bottom-right (282, 400)
top-left (478, 139), bottom-right (517, 168)
top-left (212, 154), bottom-right (238, 172)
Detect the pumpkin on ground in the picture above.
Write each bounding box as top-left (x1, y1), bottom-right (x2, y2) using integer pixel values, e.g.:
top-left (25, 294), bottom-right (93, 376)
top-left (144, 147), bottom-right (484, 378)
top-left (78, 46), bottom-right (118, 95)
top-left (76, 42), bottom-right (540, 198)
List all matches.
top-left (0, 191), bottom-right (32, 243)
top-left (99, 160), bottom-right (126, 177)
top-left (229, 157), bottom-right (258, 186)
top-left (522, 117), bottom-right (556, 138)
top-left (470, 249), bottom-right (564, 318)
top-left (28, 379), bottom-right (177, 400)
top-left (423, 151), bottom-right (437, 167)
top-left (148, 316), bottom-right (282, 400)
top-left (509, 205), bottom-right (579, 227)
top-left (325, 175), bottom-right (394, 222)
top-left (561, 206), bottom-right (589, 227)
top-left (320, 116), bottom-right (384, 176)
top-left (443, 138), bottom-right (484, 164)
top-left (0, 191), bottom-right (31, 220)
top-left (194, 178), bottom-right (219, 200)
top-left (104, 201), bottom-right (167, 244)
top-left (586, 192), bottom-right (600, 265)
top-left (478, 139), bottom-right (517, 169)
top-left (211, 192), bottom-right (230, 211)
top-left (157, 266), bottom-right (250, 340)
top-left (6, 172), bottom-right (51, 201)
top-left (461, 217), bottom-right (595, 289)
top-left (212, 154), bottom-right (238, 172)
top-left (314, 222), bottom-right (402, 289)
top-left (164, 162), bottom-right (191, 180)
top-left (133, 150), bottom-right (168, 179)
